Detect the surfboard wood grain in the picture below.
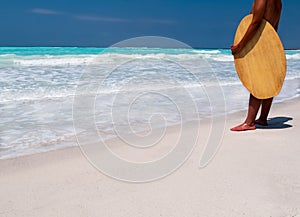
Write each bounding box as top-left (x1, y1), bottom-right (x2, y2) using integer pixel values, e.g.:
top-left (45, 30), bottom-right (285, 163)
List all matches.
top-left (233, 14), bottom-right (286, 99)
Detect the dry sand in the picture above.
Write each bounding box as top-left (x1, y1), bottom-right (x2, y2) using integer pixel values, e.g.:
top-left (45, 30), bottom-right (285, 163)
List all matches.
top-left (0, 98), bottom-right (300, 217)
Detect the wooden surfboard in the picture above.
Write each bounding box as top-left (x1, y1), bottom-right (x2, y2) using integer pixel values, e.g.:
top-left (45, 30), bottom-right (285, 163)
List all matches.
top-left (233, 14), bottom-right (286, 99)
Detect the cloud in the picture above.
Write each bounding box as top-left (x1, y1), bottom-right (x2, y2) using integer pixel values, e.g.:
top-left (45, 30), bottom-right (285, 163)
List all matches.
top-left (30, 8), bottom-right (175, 25)
top-left (31, 8), bottom-right (62, 15)
top-left (75, 15), bottom-right (130, 23)
top-left (76, 15), bottom-right (175, 25)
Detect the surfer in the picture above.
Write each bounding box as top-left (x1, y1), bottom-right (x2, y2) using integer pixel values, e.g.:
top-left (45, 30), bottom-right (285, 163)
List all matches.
top-left (230, 0), bottom-right (282, 131)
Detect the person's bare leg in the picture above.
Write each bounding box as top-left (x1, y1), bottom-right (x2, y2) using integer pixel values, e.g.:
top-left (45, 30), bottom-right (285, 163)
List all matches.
top-left (255, 97), bottom-right (273, 126)
top-left (231, 94), bottom-right (261, 131)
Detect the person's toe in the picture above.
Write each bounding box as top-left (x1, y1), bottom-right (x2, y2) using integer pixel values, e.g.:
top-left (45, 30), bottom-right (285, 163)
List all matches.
top-left (230, 123), bottom-right (256, 132)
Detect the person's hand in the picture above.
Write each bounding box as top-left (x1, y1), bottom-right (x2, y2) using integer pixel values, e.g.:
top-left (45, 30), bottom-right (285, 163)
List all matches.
top-left (230, 44), bottom-right (242, 56)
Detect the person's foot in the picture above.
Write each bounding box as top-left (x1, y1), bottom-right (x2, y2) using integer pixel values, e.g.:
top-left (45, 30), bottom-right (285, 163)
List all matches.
top-left (254, 119), bottom-right (268, 126)
top-left (230, 123), bottom-right (256, 132)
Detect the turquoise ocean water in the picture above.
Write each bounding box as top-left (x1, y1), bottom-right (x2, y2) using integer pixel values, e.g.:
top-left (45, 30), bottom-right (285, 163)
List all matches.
top-left (0, 47), bottom-right (299, 159)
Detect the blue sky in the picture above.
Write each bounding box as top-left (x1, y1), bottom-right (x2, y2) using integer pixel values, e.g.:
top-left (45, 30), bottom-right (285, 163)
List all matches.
top-left (0, 0), bottom-right (299, 48)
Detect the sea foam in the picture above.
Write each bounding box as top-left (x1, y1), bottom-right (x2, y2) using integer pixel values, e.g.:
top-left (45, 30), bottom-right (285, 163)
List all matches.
top-left (0, 47), bottom-right (299, 159)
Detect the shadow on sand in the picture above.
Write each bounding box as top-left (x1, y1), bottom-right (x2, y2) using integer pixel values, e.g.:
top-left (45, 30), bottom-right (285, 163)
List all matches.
top-left (256, 116), bottom-right (293, 130)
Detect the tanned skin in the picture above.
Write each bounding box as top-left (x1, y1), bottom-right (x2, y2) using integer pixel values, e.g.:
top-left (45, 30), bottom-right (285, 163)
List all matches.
top-left (230, 0), bottom-right (282, 131)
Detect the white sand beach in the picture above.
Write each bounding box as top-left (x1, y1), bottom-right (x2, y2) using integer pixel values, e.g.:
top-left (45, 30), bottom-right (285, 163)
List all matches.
top-left (0, 98), bottom-right (300, 217)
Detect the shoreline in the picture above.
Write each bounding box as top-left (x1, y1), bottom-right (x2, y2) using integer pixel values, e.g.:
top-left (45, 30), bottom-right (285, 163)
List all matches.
top-left (1, 95), bottom-right (299, 161)
top-left (0, 96), bottom-right (299, 216)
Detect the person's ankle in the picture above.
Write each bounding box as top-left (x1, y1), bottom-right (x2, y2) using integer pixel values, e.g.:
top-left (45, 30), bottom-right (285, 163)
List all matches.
top-left (255, 118), bottom-right (268, 126)
top-left (245, 121), bottom-right (254, 126)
